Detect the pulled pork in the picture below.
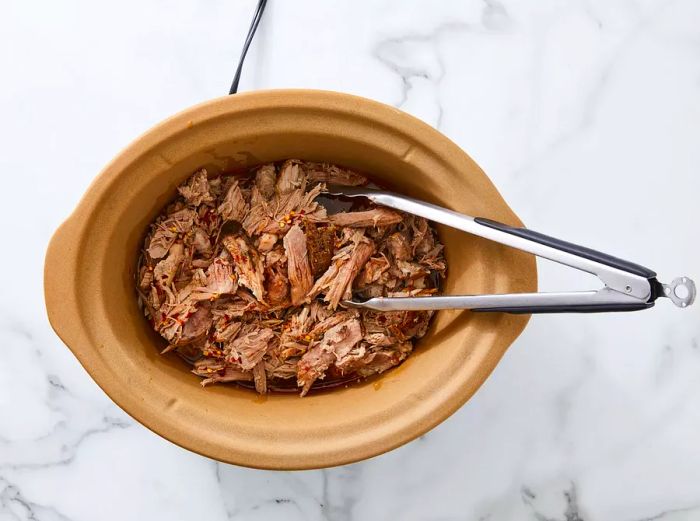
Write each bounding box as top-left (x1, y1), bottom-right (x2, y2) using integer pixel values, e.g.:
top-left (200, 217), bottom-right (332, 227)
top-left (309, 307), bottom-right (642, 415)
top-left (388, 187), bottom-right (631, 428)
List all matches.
top-left (137, 160), bottom-right (446, 396)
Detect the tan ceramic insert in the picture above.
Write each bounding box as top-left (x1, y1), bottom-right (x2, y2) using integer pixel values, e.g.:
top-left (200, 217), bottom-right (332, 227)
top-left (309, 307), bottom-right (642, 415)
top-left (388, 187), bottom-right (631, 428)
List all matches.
top-left (44, 90), bottom-right (536, 469)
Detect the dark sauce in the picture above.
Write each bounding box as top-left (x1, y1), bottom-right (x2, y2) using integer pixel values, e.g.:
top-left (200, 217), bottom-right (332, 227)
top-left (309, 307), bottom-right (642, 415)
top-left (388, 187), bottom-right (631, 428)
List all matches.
top-left (235, 374), bottom-right (360, 394)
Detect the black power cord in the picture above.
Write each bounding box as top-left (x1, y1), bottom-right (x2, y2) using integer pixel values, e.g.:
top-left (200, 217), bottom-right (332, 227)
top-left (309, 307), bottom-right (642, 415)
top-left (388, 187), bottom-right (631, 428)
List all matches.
top-left (229, 0), bottom-right (269, 95)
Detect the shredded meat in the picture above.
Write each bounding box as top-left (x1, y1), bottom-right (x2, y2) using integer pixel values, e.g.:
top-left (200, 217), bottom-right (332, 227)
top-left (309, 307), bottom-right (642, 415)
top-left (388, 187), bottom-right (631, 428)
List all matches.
top-left (276, 160), bottom-right (305, 194)
top-left (322, 239), bottom-right (375, 309)
top-left (218, 180), bottom-right (248, 222)
top-left (153, 243), bottom-right (184, 288)
top-left (192, 227), bottom-right (212, 257)
top-left (265, 263), bottom-right (289, 307)
top-left (227, 326), bottom-right (275, 370)
top-left (328, 208), bottom-right (403, 228)
top-left (283, 224), bottom-right (313, 306)
top-left (222, 234), bottom-right (265, 301)
top-left (147, 208), bottom-right (196, 259)
top-left (255, 164), bottom-right (277, 198)
top-left (242, 183), bottom-right (328, 237)
top-left (297, 317), bottom-right (362, 396)
top-left (198, 363), bottom-right (253, 386)
top-left (305, 163), bottom-right (366, 186)
top-left (252, 362), bottom-right (267, 393)
top-left (386, 231), bottom-right (411, 261)
top-left (356, 255), bottom-right (391, 287)
top-left (137, 160), bottom-right (446, 395)
top-left (257, 233), bottom-right (278, 252)
top-left (179, 305), bottom-right (212, 345)
top-left (178, 169), bottom-right (214, 206)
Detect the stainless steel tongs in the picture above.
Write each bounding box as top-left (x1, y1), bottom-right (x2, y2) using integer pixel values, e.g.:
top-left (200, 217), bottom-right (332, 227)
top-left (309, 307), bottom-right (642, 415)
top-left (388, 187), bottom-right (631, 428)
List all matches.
top-left (328, 186), bottom-right (696, 314)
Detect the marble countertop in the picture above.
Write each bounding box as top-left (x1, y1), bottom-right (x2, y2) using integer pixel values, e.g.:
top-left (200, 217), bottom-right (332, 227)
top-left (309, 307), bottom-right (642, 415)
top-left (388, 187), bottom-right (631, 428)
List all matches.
top-left (2, 0), bottom-right (699, 519)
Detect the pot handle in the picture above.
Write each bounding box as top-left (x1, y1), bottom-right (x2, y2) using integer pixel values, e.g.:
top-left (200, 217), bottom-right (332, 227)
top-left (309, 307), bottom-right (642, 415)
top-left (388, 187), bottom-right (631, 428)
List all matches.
top-left (44, 216), bottom-right (89, 352)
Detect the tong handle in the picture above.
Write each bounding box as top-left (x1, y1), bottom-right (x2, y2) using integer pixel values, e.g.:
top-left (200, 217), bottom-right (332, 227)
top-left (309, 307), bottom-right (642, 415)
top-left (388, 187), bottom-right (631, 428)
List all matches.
top-left (472, 302), bottom-right (653, 314)
top-left (474, 217), bottom-right (656, 279)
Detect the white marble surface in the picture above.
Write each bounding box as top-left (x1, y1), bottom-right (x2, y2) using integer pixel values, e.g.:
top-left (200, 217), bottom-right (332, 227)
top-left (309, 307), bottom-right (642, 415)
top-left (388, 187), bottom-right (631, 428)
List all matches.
top-left (1, 0), bottom-right (699, 519)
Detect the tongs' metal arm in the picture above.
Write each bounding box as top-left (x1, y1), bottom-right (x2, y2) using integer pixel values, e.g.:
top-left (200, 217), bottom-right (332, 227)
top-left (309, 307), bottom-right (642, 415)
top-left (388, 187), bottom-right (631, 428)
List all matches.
top-left (336, 188), bottom-right (653, 299)
top-left (328, 186), bottom-right (696, 313)
top-left (344, 289), bottom-right (652, 314)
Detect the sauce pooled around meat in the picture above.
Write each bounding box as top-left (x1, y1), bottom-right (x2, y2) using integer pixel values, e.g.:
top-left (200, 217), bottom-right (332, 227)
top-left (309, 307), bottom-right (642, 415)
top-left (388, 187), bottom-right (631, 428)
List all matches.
top-left (136, 160), bottom-right (446, 396)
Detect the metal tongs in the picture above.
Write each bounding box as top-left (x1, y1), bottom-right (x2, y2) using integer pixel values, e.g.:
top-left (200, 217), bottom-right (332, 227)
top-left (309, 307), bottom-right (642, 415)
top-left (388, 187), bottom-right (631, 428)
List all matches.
top-left (329, 186), bottom-right (696, 314)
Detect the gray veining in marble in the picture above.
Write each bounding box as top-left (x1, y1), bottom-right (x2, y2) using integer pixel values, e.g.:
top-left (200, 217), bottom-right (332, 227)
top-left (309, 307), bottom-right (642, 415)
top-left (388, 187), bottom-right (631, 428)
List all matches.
top-left (1, 0), bottom-right (699, 519)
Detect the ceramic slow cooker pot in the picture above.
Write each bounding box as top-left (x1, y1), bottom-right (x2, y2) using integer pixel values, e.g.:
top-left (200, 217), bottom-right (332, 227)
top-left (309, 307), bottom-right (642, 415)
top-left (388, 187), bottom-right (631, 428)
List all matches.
top-left (44, 89), bottom-right (536, 469)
